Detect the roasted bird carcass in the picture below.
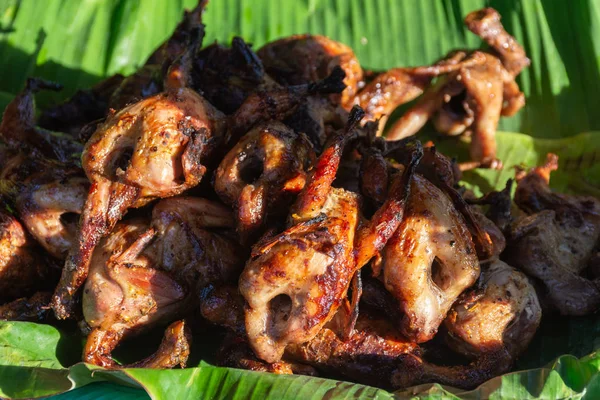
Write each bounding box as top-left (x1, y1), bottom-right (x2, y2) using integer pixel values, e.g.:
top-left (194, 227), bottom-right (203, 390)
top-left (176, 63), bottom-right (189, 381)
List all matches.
top-left (82, 218), bottom-right (190, 367)
top-left (214, 121), bottom-right (315, 242)
top-left (505, 154), bottom-right (600, 315)
top-left (445, 260), bottom-right (541, 362)
top-left (385, 8), bottom-right (528, 169)
top-left (358, 140), bottom-right (482, 342)
top-left (83, 196), bottom-right (242, 367)
top-left (239, 108), bottom-right (365, 363)
top-left (51, 40), bottom-right (227, 319)
top-left (354, 50), bottom-right (486, 132)
top-left (1, 78), bottom-right (88, 260)
top-left (358, 144), bottom-right (481, 343)
top-left (382, 172), bottom-right (480, 342)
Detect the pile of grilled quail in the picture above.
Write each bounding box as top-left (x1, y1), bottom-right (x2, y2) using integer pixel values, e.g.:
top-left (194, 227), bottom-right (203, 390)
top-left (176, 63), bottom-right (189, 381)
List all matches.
top-left (1, 2), bottom-right (599, 390)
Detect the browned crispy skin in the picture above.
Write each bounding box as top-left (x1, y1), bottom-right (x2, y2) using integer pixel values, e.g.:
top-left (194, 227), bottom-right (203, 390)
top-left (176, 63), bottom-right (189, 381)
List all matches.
top-left (240, 109), bottom-right (364, 363)
top-left (469, 205), bottom-right (506, 260)
top-left (0, 210), bottom-right (53, 300)
top-left (288, 107), bottom-right (364, 221)
top-left (391, 349), bottom-right (513, 390)
top-left (258, 34), bottom-right (363, 109)
top-left (217, 334), bottom-right (319, 375)
top-left (445, 260), bottom-right (541, 358)
top-left (241, 187), bottom-right (360, 363)
top-left (215, 121), bottom-right (315, 241)
top-left (285, 309), bottom-right (513, 390)
top-left (0, 291), bottom-right (52, 321)
top-left (381, 174), bottom-right (480, 343)
top-left (383, 142), bottom-right (494, 259)
top-left (52, 87), bottom-right (225, 319)
top-left (354, 142), bottom-right (423, 270)
top-left (505, 155), bottom-right (600, 315)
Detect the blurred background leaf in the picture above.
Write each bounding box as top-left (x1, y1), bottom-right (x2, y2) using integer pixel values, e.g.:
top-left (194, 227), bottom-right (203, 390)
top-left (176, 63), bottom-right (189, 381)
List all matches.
top-left (1, 0), bottom-right (600, 138)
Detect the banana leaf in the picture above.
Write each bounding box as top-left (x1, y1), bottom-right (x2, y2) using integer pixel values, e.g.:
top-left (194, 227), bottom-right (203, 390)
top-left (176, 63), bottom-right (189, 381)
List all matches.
top-left (0, 0), bottom-right (599, 399)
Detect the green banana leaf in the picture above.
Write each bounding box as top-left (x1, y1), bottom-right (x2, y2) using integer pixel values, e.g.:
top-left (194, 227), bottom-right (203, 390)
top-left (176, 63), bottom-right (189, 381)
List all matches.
top-left (0, 0), bottom-right (599, 399)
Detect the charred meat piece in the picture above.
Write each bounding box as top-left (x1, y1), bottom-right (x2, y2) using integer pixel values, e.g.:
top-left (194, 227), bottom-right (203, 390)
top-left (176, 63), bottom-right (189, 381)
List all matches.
top-left (108, 65), bottom-right (162, 110)
top-left (107, 1), bottom-right (209, 110)
top-left (199, 284), bottom-right (246, 334)
top-left (216, 334), bottom-right (317, 375)
top-left (0, 292), bottom-right (52, 322)
top-left (126, 320), bottom-right (192, 369)
top-left (445, 260), bottom-right (541, 359)
top-left (391, 348), bottom-right (512, 390)
top-left (468, 205), bottom-right (506, 260)
top-left (0, 78), bottom-right (82, 163)
top-left (151, 196), bottom-right (245, 287)
top-left (505, 155), bottom-right (600, 315)
top-left (215, 121), bottom-right (315, 242)
top-left (225, 66), bottom-right (346, 146)
top-left (240, 109), bottom-right (364, 363)
top-left (258, 34), bottom-right (363, 109)
top-left (39, 74), bottom-right (125, 136)
top-left (0, 209), bottom-right (54, 301)
top-left (286, 314), bottom-right (420, 389)
top-left (193, 37), bottom-right (277, 114)
top-left (467, 179), bottom-right (514, 232)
